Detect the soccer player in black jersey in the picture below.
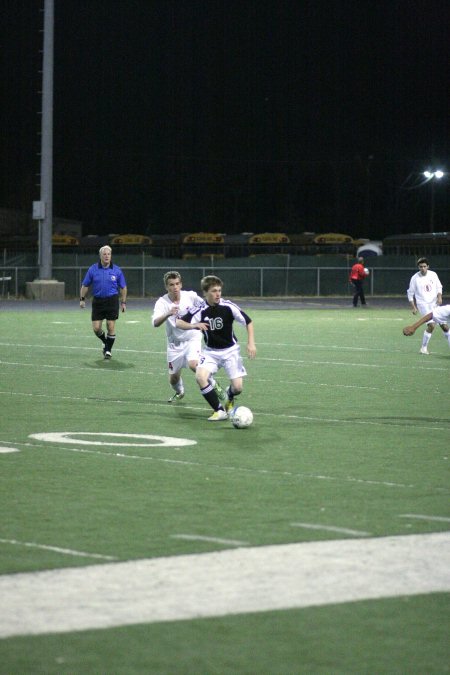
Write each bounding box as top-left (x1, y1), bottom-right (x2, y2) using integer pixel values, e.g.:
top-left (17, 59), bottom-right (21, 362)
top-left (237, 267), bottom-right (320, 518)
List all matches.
top-left (176, 275), bottom-right (256, 421)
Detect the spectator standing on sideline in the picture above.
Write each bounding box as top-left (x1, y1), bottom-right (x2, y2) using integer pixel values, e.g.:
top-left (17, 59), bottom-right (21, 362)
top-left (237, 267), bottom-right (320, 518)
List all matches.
top-left (176, 275), bottom-right (256, 421)
top-left (349, 257), bottom-right (368, 307)
top-left (403, 305), bottom-right (450, 349)
top-left (406, 257), bottom-right (445, 355)
top-left (80, 245), bottom-right (127, 359)
top-left (152, 271), bottom-right (226, 403)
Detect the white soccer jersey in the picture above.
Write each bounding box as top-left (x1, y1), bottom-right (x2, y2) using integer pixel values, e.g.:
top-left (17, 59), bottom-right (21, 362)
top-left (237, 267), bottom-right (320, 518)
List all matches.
top-left (152, 290), bottom-right (203, 344)
top-left (407, 270), bottom-right (442, 305)
top-left (431, 304), bottom-right (450, 325)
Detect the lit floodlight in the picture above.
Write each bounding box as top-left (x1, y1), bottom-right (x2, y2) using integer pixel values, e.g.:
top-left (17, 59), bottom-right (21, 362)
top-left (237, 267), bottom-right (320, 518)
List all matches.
top-left (423, 169), bottom-right (444, 180)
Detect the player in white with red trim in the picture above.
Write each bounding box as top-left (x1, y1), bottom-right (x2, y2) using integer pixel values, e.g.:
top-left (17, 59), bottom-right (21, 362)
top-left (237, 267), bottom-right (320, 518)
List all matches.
top-left (152, 271), bottom-right (225, 403)
top-left (406, 257), bottom-right (447, 354)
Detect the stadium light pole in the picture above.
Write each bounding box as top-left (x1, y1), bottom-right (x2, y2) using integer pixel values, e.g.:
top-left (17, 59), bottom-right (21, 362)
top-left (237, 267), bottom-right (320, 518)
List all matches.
top-left (36, 0), bottom-right (54, 280)
top-left (423, 169), bottom-right (444, 233)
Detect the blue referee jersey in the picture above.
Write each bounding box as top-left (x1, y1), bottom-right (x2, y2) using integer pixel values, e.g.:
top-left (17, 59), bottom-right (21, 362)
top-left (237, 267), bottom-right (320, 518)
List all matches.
top-left (82, 262), bottom-right (126, 298)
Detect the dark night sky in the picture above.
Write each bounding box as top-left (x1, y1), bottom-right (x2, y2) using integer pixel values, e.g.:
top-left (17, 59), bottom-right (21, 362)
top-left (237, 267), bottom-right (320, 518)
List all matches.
top-left (1, 0), bottom-right (449, 238)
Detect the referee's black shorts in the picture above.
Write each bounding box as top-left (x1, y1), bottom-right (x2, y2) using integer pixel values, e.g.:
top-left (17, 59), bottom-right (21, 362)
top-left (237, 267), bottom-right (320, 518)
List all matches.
top-left (91, 295), bottom-right (119, 321)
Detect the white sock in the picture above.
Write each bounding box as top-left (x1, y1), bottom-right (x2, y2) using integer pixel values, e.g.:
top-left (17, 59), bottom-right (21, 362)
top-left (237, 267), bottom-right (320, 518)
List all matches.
top-left (173, 379), bottom-right (184, 394)
top-left (422, 331), bottom-right (432, 348)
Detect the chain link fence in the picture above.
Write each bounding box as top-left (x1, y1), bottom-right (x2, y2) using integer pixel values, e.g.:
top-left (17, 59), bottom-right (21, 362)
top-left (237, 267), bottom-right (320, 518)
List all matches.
top-left (1, 265), bottom-right (449, 299)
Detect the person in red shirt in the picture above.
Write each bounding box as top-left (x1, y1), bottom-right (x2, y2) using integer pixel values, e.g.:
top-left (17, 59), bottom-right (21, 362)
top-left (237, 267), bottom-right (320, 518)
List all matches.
top-left (349, 257), bottom-right (368, 307)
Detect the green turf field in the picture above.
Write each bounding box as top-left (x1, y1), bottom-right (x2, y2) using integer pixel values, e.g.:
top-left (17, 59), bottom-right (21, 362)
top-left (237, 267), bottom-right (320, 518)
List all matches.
top-left (0, 301), bottom-right (449, 674)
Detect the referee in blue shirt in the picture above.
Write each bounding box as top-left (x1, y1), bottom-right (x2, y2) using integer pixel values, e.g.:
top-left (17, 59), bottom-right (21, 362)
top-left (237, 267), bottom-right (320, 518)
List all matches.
top-left (80, 245), bottom-right (127, 359)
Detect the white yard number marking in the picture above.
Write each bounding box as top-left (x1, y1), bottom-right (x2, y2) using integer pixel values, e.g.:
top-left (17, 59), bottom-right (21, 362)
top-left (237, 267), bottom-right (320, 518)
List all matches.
top-left (29, 432), bottom-right (196, 447)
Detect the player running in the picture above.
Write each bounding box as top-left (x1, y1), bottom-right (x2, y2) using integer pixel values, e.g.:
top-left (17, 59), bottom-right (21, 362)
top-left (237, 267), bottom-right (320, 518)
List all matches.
top-left (176, 275), bottom-right (256, 421)
top-left (406, 257), bottom-right (445, 354)
top-left (152, 271), bottom-right (226, 403)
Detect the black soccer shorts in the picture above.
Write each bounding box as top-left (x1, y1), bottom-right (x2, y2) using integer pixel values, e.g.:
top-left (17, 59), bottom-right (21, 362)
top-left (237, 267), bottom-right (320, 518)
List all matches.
top-left (91, 295), bottom-right (119, 321)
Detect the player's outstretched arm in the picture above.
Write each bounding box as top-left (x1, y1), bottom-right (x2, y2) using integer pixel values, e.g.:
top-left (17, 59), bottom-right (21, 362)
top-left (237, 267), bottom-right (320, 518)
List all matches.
top-left (246, 321), bottom-right (256, 358)
top-left (403, 311), bottom-right (433, 336)
top-left (176, 319), bottom-right (208, 332)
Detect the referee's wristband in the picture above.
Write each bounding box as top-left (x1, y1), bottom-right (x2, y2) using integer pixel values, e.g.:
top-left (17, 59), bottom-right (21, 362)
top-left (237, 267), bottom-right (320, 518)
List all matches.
top-left (121, 300), bottom-right (127, 304)
top-left (80, 297), bottom-right (85, 301)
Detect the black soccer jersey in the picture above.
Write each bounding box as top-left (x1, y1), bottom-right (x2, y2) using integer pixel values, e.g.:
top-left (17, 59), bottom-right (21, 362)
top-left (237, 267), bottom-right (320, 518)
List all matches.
top-left (181, 299), bottom-right (252, 350)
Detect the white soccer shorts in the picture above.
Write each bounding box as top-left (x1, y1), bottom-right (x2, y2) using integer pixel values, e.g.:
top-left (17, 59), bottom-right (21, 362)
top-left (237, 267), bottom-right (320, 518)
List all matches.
top-left (417, 301), bottom-right (439, 324)
top-left (198, 345), bottom-right (247, 380)
top-left (167, 335), bottom-right (202, 374)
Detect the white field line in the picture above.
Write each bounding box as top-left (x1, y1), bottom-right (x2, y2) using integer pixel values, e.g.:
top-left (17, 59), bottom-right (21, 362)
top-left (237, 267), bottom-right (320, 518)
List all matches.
top-left (0, 335), bottom-right (428, 357)
top-left (1, 363), bottom-right (444, 401)
top-left (0, 344), bottom-right (449, 372)
top-left (0, 367), bottom-right (419, 395)
top-left (290, 523), bottom-right (371, 536)
top-left (0, 362), bottom-right (163, 377)
top-left (0, 343), bottom-right (165, 356)
top-left (171, 534), bottom-right (249, 546)
top-left (260, 377), bottom-right (445, 397)
top-left (0, 538), bottom-right (117, 561)
top-left (0, 389), bottom-right (448, 435)
top-left (0, 532), bottom-right (449, 639)
top-left (0, 438), bottom-right (421, 490)
top-left (258, 357), bottom-right (448, 371)
top-left (1, 437), bottom-right (448, 492)
top-left (0, 339), bottom-right (403, 353)
top-left (398, 514), bottom-right (450, 523)
top-left (254, 340), bottom-right (406, 351)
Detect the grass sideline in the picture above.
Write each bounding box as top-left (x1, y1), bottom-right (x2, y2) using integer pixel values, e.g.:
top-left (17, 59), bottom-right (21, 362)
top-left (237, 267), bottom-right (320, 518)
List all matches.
top-left (0, 301), bottom-right (449, 673)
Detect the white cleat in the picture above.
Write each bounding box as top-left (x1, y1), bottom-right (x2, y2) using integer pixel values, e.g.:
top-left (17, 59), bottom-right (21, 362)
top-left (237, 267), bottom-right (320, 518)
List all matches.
top-left (419, 346), bottom-right (429, 355)
top-left (208, 409), bottom-right (228, 421)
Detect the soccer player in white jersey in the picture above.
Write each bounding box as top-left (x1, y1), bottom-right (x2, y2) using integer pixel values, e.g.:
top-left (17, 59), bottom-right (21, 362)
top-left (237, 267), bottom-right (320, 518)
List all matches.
top-left (152, 271), bottom-right (226, 403)
top-left (176, 275), bottom-right (256, 421)
top-left (403, 305), bottom-right (450, 349)
top-left (406, 257), bottom-right (446, 354)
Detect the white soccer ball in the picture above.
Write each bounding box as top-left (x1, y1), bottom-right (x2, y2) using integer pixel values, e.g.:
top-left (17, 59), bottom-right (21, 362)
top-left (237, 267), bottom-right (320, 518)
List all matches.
top-left (230, 406), bottom-right (253, 429)
top-left (364, 267), bottom-right (370, 275)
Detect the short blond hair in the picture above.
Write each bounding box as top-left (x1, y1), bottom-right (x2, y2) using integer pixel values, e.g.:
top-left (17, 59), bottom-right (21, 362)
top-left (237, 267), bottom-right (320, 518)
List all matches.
top-left (163, 270), bottom-right (181, 286)
top-left (99, 245), bottom-right (112, 256)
